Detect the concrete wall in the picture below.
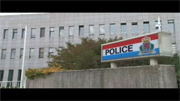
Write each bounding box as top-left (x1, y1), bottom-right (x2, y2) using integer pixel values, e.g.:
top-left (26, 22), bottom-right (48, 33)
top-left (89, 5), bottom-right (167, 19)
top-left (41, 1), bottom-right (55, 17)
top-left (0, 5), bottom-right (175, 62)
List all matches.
top-left (26, 65), bottom-right (178, 88)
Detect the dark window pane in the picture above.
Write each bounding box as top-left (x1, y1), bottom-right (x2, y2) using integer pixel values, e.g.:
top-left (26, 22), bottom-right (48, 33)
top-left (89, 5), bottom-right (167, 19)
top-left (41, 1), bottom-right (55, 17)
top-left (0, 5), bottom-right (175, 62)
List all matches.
top-left (7, 70), bottom-right (14, 87)
top-left (31, 28), bottom-right (36, 38)
top-left (1, 49), bottom-right (6, 59)
top-left (40, 27), bottom-right (45, 38)
top-left (12, 29), bottom-right (17, 39)
top-left (0, 70), bottom-right (4, 87)
top-left (22, 28), bottom-right (25, 39)
top-left (3, 29), bottom-right (8, 39)
top-left (20, 48), bottom-right (23, 59)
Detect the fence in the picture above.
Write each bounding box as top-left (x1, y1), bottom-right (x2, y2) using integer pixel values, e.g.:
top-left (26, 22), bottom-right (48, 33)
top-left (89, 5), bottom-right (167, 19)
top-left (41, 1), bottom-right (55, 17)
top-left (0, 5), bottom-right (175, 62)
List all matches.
top-left (0, 81), bottom-right (22, 88)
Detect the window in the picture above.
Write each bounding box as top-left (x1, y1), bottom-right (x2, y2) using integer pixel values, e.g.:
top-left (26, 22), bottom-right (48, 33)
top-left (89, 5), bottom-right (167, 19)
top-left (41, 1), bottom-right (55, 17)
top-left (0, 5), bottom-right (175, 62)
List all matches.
top-left (79, 25), bottom-right (84, 36)
top-left (0, 70), bottom-right (4, 81)
top-left (49, 27), bottom-right (55, 38)
top-left (29, 48), bottom-right (34, 58)
top-left (89, 25), bottom-right (94, 35)
top-left (17, 69), bottom-right (21, 87)
top-left (17, 69), bottom-right (21, 81)
top-left (132, 22), bottom-right (138, 34)
top-left (99, 24), bottom-right (105, 35)
top-left (39, 48), bottom-right (44, 58)
top-left (143, 21), bottom-right (150, 33)
top-left (10, 49), bottom-right (16, 59)
top-left (3, 29), bottom-right (8, 39)
top-left (31, 28), bottom-right (36, 38)
top-left (168, 19), bottom-right (175, 32)
top-left (20, 48), bottom-right (23, 59)
top-left (110, 23), bottom-right (116, 34)
top-left (0, 70), bottom-right (4, 87)
top-left (40, 27), bottom-right (45, 38)
top-left (59, 26), bottom-right (64, 37)
top-left (1, 49), bottom-right (6, 59)
top-left (121, 23), bottom-right (127, 34)
top-left (12, 29), bottom-right (17, 39)
top-left (21, 28), bottom-right (25, 39)
top-left (69, 26), bottom-right (74, 36)
top-left (7, 70), bottom-right (13, 87)
top-left (48, 47), bottom-right (54, 57)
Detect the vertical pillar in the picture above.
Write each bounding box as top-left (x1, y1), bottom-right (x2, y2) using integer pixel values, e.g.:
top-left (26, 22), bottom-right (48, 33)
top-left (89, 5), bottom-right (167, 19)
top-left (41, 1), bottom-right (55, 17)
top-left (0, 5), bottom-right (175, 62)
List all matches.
top-left (150, 58), bottom-right (158, 66)
top-left (111, 62), bottom-right (117, 68)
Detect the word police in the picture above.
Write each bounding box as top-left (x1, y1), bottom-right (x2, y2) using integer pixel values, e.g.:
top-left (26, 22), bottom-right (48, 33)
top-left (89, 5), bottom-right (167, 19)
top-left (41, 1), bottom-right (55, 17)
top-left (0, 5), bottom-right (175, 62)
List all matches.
top-left (105, 45), bottom-right (133, 55)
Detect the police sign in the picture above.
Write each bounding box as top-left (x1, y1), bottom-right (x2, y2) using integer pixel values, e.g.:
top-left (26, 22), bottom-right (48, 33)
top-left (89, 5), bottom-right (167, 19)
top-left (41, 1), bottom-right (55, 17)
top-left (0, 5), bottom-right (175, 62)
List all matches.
top-left (101, 31), bottom-right (172, 62)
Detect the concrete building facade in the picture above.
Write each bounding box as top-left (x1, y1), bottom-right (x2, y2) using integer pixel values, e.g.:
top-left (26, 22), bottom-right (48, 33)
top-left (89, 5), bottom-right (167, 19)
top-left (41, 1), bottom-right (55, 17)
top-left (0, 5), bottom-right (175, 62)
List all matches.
top-left (0, 13), bottom-right (179, 84)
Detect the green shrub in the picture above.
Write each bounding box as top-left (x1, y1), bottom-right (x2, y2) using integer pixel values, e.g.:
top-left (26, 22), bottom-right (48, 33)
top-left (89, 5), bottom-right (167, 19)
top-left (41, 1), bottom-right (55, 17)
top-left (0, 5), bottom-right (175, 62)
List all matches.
top-left (25, 66), bottom-right (70, 80)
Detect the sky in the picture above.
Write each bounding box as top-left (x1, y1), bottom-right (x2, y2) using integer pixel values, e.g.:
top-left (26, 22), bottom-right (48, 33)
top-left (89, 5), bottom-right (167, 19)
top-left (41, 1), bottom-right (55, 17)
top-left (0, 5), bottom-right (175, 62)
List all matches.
top-left (0, 13), bottom-right (41, 16)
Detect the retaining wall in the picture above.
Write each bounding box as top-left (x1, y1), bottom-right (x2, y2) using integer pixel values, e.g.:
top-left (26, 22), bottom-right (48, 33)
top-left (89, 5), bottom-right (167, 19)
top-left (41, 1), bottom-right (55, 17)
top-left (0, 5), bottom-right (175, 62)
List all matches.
top-left (26, 65), bottom-right (178, 88)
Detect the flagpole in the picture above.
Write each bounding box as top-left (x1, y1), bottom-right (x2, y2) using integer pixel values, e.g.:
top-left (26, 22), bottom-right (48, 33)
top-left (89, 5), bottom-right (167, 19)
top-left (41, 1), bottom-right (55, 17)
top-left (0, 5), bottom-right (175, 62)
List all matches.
top-left (20, 25), bottom-right (27, 88)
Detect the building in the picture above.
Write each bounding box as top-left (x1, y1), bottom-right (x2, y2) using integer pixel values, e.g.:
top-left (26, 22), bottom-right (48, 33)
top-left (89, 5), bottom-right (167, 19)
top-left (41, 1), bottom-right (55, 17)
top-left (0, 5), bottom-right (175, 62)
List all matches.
top-left (0, 13), bottom-right (179, 87)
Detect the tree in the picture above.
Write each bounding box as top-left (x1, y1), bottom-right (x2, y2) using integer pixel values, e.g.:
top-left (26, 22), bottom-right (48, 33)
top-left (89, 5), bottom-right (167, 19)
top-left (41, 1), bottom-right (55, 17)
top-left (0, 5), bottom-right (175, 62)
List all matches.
top-left (48, 37), bottom-right (122, 70)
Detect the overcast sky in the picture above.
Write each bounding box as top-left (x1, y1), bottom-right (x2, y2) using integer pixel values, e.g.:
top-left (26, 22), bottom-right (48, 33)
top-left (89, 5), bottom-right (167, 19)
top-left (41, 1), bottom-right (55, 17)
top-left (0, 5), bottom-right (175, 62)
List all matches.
top-left (0, 13), bottom-right (41, 16)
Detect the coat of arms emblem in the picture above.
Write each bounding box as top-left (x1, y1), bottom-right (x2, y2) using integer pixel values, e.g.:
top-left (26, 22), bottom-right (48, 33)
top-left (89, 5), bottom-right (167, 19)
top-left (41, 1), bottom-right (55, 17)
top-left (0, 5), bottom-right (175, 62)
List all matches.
top-left (139, 36), bottom-right (156, 55)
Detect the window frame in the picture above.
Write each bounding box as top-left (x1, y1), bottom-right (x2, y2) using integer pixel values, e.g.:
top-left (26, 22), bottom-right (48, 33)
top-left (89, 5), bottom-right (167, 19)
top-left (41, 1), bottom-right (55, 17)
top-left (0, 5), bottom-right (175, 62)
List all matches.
top-left (17, 69), bottom-right (21, 81)
top-left (79, 25), bottom-right (84, 36)
top-left (7, 70), bottom-right (14, 87)
top-left (39, 48), bottom-right (44, 58)
top-left (89, 25), bottom-right (94, 35)
top-left (48, 47), bottom-right (54, 57)
top-left (167, 19), bottom-right (175, 32)
top-left (29, 48), bottom-right (34, 59)
top-left (99, 24), bottom-right (105, 35)
top-left (59, 26), bottom-right (64, 37)
top-left (20, 48), bottom-right (23, 59)
top-left (49, 27), bottom-right (55, 38)
top-left (3, 29), bottom-right (8, 39)
top-left (121, 23), bottom-right (127, 34)
top-left (31, 28), bottom-right (36, 38)
top-left (10, 49), bottom-right (16, 59)
top-left (40, 27), bottom-right (45, 38)
top-left (69, 26), bottom-right (74, 36)
top-left (0, 70), bottom-right (4, 81)
top-left (1, 49), bottom-right (6, 59)
top-left (143, 21), bottom-right (150, 33)
top-left (110, 23), bottom-right (116, 34)
top-left (12, 29), bottom-right (17, 39)
top-left (132, 22), bottom-right (138, 34)
top-left (21, 28), bottom-right (25, 39)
